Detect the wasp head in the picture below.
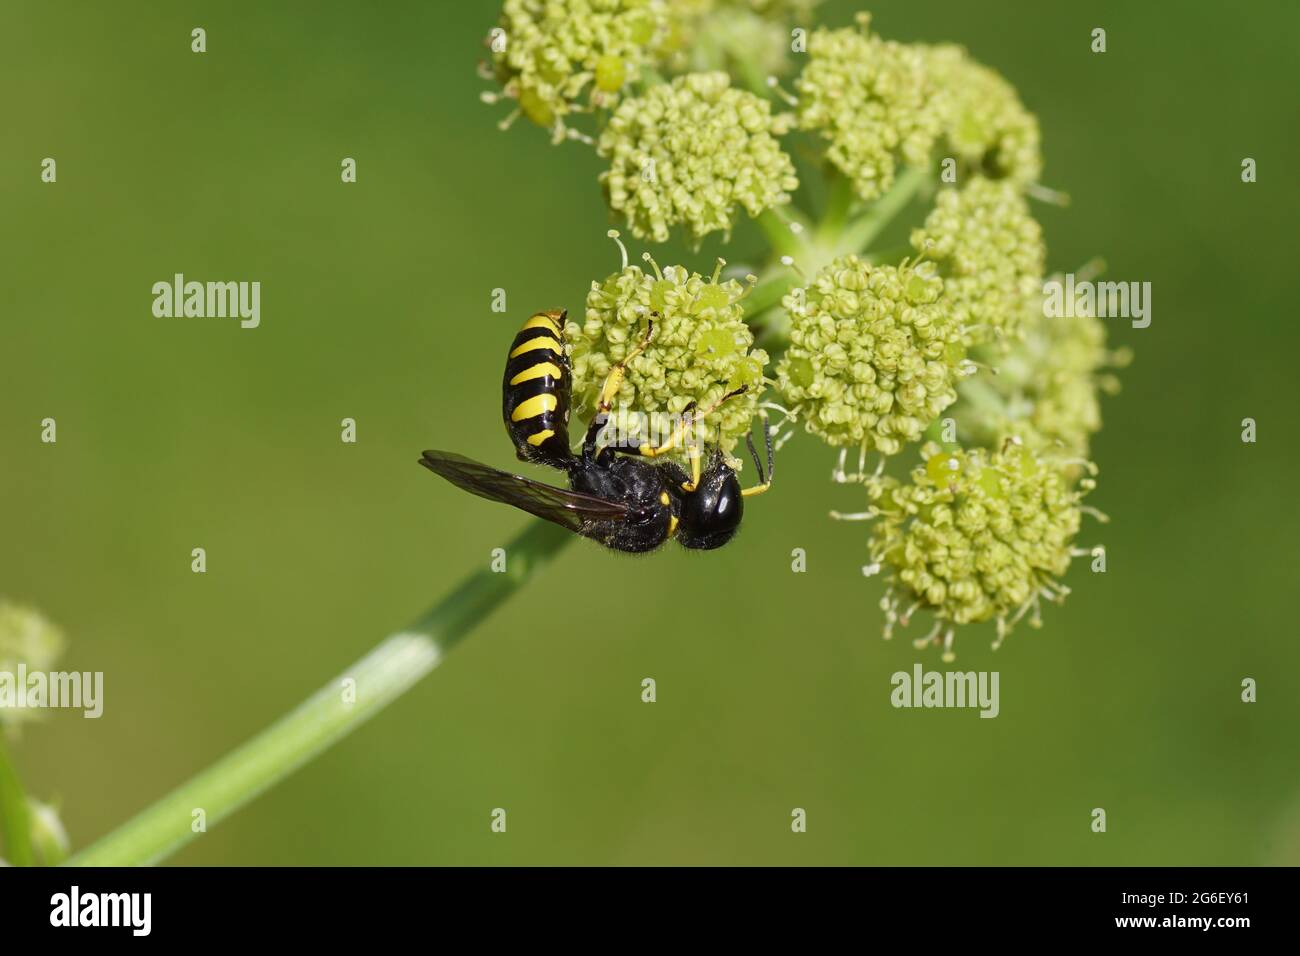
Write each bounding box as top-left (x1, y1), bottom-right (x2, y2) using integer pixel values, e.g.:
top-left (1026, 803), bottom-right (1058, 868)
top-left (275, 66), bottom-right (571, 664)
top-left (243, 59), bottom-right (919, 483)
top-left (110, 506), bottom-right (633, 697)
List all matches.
top-left (675, 451), bottom-right (743, 551)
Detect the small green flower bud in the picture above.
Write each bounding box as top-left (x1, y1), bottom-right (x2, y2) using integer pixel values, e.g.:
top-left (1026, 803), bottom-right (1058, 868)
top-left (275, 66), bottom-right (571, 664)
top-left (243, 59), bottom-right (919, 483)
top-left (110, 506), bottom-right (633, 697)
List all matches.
top-left (910, 176), bottom-right (1046, 343)
top-left (868, 441), bottom-right (1092, 657)
top-left (568, 255), bottom-right (769, 459)
top-left (795, 17), bottom-right (945, 201)
top-left (774, 255), bottom-right (965, 454)
top-left (921, 44), bottom-right (1043, 187)
top-left (0, 601), bottom-right (65, 729)
top-left (598, 72), bottom-right (799, 244)
top-left (29, 797), bottom-right (71, 865)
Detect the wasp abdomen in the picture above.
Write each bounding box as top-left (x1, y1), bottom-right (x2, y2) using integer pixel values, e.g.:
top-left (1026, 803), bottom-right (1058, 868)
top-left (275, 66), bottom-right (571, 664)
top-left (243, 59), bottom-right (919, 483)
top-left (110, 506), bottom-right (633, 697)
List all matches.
top-left (502, 310), bottom-right (573, 467)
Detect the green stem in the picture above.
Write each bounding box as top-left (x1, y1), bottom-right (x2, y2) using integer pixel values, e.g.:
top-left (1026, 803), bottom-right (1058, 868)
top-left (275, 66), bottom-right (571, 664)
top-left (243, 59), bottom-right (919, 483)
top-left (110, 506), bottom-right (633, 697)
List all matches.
top-left (817, 169), bottom-right (855, 244)
top-left (0, 736), bottom-right (34, 866)
top-left (755, 208), bottom-right (805, 259)
top-left (64, 519), bottom-right (571, 867)
top-left (730, 52), bottom-right (772, 101)
top-left (743, 269), bottom-right (799, 322)
top-left (838, 164), bottom-right (930, 255)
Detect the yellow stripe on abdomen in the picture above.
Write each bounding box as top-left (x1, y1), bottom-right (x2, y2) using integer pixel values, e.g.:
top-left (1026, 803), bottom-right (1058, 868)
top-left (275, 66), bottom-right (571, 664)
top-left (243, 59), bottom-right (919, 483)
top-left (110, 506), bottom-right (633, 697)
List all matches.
top-left (522, 313), bottom-right (562, 336)
top-left (509, 337), bottom-right (562, 359)
top-left (526, 429), bottom-right (556, 447)
top-left (510, 393), bottom-right (558, 422)
top-left (509, 362), bottom-right (562, 385)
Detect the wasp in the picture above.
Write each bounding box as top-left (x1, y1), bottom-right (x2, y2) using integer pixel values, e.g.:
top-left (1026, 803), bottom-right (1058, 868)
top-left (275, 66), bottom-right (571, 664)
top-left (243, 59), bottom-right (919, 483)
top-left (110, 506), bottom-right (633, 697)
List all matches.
top-left (420, 309), bottom-right (773, 552)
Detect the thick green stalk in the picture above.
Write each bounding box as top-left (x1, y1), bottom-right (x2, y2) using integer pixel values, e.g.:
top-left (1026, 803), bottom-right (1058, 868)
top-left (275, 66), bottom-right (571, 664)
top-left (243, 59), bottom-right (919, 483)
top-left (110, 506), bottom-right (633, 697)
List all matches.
top-left (64, 519), bottom-right (571, 867)
top-left (838, 165), bottom-right (930, 255)
top-left (743, 269), bottom-right (799, 321)
top-left (755, 208), bottom-right (806, 259)
top-left (0, 737), bottom-right (34, 866)
top-left (817, 169), bottom-right (856, 244)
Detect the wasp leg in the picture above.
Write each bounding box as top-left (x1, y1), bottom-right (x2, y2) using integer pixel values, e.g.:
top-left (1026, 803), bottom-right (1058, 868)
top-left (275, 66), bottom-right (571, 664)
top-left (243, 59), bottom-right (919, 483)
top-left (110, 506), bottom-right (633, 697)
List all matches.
top-left (596, 318), bottom-right (656, 413)
top-left (636, 387), bottom-right (748, 490)
top-left (741, 408), bottom-right (775, 498)
top-left (582, 319), bottom-right (656, 457)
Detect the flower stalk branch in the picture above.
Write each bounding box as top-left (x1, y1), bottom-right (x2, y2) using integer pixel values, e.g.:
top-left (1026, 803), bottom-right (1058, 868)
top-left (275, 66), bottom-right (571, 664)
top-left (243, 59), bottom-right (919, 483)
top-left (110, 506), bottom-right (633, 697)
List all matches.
top-left (64, 519), bottom-right (570, 867)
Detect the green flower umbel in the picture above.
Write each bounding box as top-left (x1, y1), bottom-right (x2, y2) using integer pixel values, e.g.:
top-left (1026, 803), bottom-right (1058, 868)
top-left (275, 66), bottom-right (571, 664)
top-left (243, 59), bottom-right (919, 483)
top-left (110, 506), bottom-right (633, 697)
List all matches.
top-left (0, 601), bottom-right (65, 729)
top-left (921, 44), bottom-right (1042, 188)
top-left (947, 276), bottom-right (1127, 457)
top-left (598, 72), bottom-right (798, 244)
top-left (774, 255), bottom-right (967, 455)
top-left (488, 0), bottom-right (668, 139)
top-left (794, 16), bottom-right (944, 201)
top-left (910, 176), bottom-right (1046, 344)
top-left (567, 254), bottom-right (769, 459)
top-left (866, 441), bottom-right (1091, 659)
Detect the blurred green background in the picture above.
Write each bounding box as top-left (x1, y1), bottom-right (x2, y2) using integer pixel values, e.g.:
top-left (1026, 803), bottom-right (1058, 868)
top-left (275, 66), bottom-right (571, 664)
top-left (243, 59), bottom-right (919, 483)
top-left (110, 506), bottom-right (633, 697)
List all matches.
top-left (2, 0), bottom-right (1297, 866)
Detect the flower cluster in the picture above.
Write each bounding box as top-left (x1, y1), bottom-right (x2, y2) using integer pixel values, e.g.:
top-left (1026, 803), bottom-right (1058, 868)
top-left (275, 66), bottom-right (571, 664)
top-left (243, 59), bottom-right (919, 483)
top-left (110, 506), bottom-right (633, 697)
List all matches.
top-left (0, 600), bottom-right (65, 729)
top-left (949, 283), bottom-right (1126, 457)
top-left (921, 44), bottom-right (1042, 188)
top-left (488, 0), bottom-right (669, 139)
top-left (483, 1), bottom-right (1122, 659)
top-left (910, 176), bottom-right (1045, 344)
top-left (566, 255), bottom-right (769, 459)
top-left (598, 72), bottom-right (798, 244)
top-left (794, 16), bottom-right (945, 201)
top-left (663, 1), bottom-right (796, 79)
top-left (774, 255), bottom-right (967, 454)
top-left (866, 441), bottom-right (1091, 659)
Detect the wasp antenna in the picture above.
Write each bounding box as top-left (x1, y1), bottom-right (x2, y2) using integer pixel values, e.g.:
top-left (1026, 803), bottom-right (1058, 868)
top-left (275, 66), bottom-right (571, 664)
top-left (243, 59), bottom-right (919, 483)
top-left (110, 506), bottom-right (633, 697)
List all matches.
top-left (607, 230), bottom-right (629, 271)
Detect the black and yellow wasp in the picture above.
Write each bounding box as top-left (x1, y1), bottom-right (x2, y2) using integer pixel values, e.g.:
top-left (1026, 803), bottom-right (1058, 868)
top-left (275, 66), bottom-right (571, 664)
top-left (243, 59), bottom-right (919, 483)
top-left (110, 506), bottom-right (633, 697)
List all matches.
top-left (420, 309), bottom-right (773, 552)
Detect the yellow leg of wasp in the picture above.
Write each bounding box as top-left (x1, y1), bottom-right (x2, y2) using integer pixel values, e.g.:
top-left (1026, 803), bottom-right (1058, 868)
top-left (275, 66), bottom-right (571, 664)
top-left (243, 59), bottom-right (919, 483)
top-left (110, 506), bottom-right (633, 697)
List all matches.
top-left (684, 446), bottom-right (702, 492)
top-left (637, 414), bottom-right (692, 459)
top-left (596, 319), bottom-right (656, 413)
top-left (637, 386), bottom-right (749, 492)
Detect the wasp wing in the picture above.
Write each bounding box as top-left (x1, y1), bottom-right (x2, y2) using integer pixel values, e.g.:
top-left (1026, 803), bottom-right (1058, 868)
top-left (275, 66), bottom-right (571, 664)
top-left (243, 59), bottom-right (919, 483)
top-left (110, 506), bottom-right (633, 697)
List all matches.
top-left (419, 450), bottom-right (629, 536)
